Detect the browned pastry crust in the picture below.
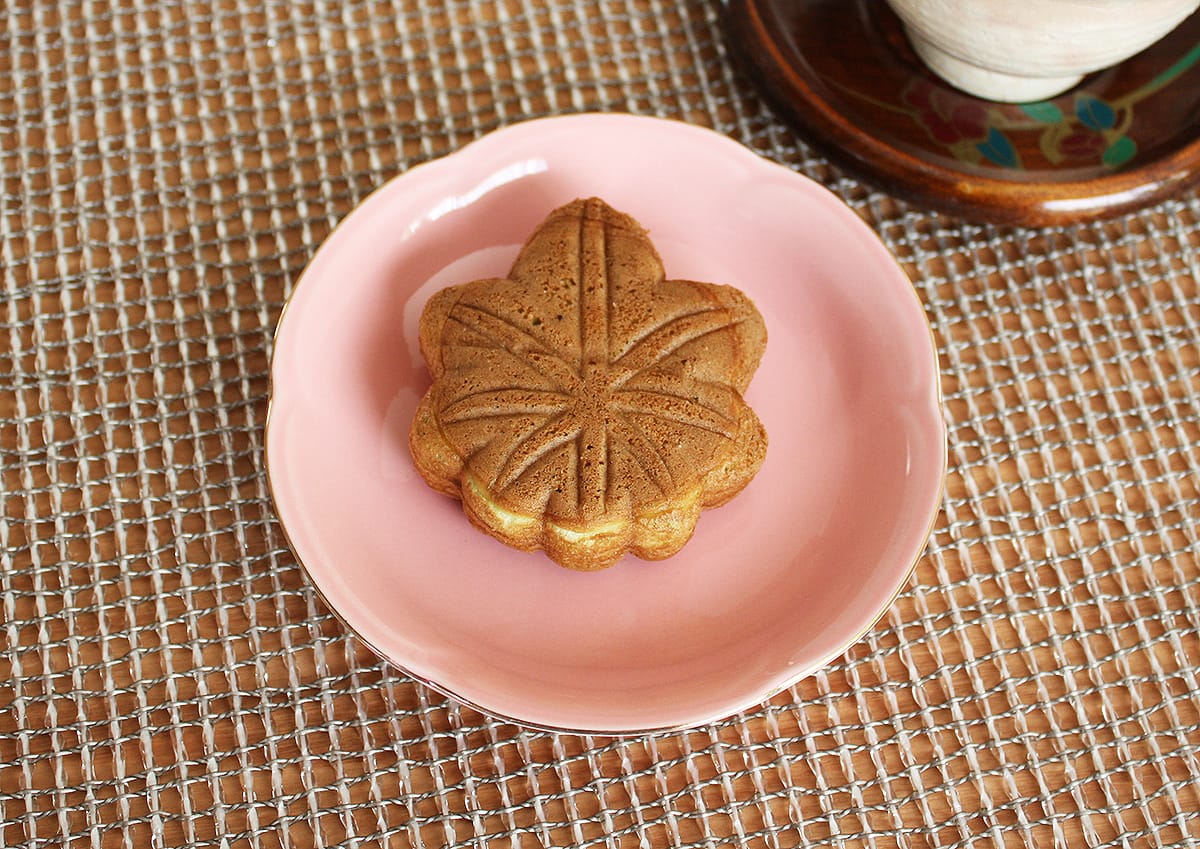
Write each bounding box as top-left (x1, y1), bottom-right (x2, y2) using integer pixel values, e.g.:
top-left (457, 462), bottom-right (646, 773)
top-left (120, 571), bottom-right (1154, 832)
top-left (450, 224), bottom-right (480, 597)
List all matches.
top-left (409, 198), bottom-right (767, 570)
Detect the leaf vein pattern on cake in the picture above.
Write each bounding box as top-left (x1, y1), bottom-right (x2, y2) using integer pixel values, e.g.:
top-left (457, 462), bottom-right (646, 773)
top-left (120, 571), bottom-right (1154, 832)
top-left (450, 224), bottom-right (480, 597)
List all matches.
top-left (410, 197), bottom-right (768, 569)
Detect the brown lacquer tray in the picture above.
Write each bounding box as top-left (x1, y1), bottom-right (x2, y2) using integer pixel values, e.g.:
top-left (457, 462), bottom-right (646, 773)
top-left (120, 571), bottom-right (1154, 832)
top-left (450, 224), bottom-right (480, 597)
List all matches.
top-left (724, 0), bottom-right (1200, 225)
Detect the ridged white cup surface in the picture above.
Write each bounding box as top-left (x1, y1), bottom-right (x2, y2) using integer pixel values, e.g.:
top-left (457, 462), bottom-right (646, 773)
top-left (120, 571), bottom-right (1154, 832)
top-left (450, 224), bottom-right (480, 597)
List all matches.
top-left (884, 0), bottom-right (1200, 101)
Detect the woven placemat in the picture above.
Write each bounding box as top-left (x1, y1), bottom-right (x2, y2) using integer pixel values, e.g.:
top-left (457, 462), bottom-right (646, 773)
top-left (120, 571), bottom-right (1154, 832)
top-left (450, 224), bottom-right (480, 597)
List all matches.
top-left (2, 1), bottom-right (1198, 846)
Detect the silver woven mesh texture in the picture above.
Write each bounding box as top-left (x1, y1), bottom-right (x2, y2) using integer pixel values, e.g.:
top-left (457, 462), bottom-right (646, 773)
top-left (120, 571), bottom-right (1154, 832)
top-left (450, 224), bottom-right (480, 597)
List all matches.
top-left (2, 0), bottom-right (1199, 846)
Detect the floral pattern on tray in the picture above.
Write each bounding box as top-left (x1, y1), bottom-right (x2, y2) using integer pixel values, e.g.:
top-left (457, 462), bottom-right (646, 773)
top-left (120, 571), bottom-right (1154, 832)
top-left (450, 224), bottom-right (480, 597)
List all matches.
top-left (889, 41), bottom-right (1200, 170)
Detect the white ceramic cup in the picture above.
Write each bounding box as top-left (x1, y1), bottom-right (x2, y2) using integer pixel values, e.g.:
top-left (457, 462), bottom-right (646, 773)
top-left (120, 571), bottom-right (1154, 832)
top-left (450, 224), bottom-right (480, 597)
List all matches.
top-left (883, 0), bottom-right (1200, 102)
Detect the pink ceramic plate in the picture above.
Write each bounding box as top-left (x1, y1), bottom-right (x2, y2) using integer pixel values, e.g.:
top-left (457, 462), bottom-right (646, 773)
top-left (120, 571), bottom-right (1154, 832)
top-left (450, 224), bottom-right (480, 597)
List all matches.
top-left (267, 114), bottom-right (946, 734)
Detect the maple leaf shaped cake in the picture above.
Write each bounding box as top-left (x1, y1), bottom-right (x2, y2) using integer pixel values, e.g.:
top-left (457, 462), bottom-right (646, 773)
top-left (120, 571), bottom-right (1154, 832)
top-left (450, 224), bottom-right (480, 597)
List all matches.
top-left (409, 198), bottom-right (768, 571)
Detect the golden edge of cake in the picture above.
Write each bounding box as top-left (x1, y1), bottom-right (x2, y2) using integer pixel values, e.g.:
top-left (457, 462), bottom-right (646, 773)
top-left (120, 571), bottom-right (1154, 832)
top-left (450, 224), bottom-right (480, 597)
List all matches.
top-left (408, 197), bottom-right (768, 571)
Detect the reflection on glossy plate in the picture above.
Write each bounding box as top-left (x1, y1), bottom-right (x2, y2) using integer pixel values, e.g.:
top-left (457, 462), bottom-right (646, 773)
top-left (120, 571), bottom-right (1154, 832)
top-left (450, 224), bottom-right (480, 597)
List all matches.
top-left (266, 113), bottom-right (947, 734)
